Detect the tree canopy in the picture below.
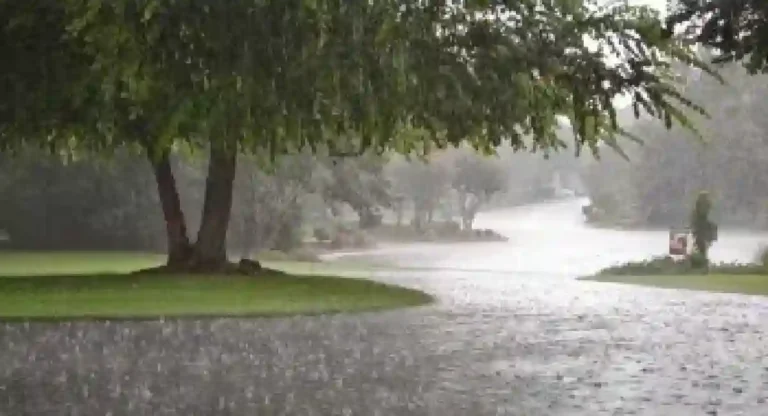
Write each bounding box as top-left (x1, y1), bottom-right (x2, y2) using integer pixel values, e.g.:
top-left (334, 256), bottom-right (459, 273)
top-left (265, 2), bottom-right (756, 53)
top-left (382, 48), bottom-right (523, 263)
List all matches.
top-left (668, 0), bottom-right (768, 74)
top-left (452, 152), bottom-right (507, 230)
top-left (3, 1), bottom-right (711, 152)
top-left (580, 0), bottom-right (768, 230)
top-left (581, 60), bottom-right (768, 229)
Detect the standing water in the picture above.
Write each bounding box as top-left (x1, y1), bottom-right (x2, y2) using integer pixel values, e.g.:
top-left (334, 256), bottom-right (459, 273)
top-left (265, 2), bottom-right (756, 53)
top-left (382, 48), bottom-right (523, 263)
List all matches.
top-left (3, 197), bottom-right (768, 415)
top-left (337, 197), bottom-right (767, 275)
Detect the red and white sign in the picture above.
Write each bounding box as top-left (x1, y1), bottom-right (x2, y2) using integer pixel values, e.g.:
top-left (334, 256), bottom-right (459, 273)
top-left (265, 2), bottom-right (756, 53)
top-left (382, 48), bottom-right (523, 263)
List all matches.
top-left (669, 229), bottom-right (691, 256)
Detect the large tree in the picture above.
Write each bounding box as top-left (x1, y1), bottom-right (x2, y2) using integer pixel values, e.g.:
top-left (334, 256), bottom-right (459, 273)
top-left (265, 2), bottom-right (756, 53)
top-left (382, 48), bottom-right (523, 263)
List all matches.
top-left (1, 0), bottom-right (708, 272)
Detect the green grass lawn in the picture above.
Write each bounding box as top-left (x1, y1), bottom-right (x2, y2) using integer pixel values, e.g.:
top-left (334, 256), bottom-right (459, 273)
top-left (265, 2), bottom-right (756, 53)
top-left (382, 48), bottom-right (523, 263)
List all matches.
top-left (583, 273), bottom-right (768, 296)
top-left (0, 251), bottom-right (370, 277)
top-left (0, 251), bottom-right (432, 321)
top-left (0, 251), bottom-right (166, 276)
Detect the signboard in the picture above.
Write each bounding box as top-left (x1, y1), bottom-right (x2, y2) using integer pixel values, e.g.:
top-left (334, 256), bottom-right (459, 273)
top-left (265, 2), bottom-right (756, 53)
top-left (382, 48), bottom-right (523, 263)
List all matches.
top-left (669, 229), bottom-right (691, 256)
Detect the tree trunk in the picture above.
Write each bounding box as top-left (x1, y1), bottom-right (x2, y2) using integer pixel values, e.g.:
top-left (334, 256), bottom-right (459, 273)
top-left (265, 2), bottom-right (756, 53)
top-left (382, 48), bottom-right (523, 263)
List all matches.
top-left (148, 150), bottom-right (192, 267)
top-left (412, 202), bottom-right (425, 231)
top-left (462, 212), bottom-right (475, 231)
top-left (358, 206), bottom-right (381, 229)
top-left (460, 193), bottom-right (481, 231)
top-left (193, 143), bottom-right (237, 269)
top-left (457, 190), bottom-right (469, 230)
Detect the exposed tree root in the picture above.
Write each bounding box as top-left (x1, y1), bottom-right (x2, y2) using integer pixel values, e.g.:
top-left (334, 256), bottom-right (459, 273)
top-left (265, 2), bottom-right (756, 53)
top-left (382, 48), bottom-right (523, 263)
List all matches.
top-left (133, 258), bottom-right (287, 277)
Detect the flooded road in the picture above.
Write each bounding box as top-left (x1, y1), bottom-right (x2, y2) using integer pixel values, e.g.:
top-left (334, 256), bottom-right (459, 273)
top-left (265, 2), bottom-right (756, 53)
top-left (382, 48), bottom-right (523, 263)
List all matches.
top-left (3, 198), bottom-right (768, 415)
top-left (333, 197), bottom-right (768, 276)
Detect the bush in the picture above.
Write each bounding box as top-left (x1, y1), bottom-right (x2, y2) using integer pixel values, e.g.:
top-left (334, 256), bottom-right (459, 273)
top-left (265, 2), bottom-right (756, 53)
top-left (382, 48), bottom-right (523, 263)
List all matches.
top-left (709, 262), bottom-right (767, 275)
top-left (313, 227), bottom-right (331, 242)
top-left (272, 211), bottom-right (304, 252)
top-left (256, 249), bottom-right (320, 262)
top-left (329, 230), bottom-right (347, 249)
top-left (0, 152), bottom-right (166, 251)
top-left (433, 221), bottom-right (461, 237)
top-left (755, 244), bottom-right (768, 267)
top-left (476, 228), bottom-right (507, 241)
top-left (597, 254), bottom-right (768, 277)
top-left (688, 252), bottom-right (709, 270)
top-left (350, 231), bottom-right (372, 248)
top-left (327, 228), bottom-right (374, 249)
top-left (598, 256), bottom-right (684, 276)
top-left (423, 228), bottom-right (437, 241)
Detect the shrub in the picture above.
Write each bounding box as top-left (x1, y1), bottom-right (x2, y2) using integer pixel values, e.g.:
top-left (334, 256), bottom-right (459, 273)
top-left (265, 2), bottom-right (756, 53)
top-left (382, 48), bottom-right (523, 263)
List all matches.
top-left (313, 227), bottom-right (331, 242)
top-left (710, 262), bottom-right (767, 275)
top-left (350, 231), bottom-right (371, 248)
top-left (329, 233), bottom-right (346, 249)
top-left (273, 218), bottom-right (303, 252)
top-left (596, 255), bottom-right (768, 277)
top-left (256, 249), bottom-right (320, 262)
top-left (597, 256), bottom-right (685, 276)
top-left (755, 244), bottom-right (768, 267)
top-left (690, 191), bottom-right (718, 263)
top-left (688, 252), bottom-right (709, 270)
top-left (433, 221), bottom-right (461, 237)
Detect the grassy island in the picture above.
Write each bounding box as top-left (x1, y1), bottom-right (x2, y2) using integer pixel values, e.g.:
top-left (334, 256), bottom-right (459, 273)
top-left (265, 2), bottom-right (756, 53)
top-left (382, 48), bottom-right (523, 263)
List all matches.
top-left (0, 251), bottom-right (433, 321)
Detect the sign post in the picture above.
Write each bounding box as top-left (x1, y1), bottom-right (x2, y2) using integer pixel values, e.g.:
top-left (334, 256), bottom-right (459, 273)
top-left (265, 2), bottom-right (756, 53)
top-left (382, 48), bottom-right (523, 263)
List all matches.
top-left (669, 228), bottom-right (692, 258)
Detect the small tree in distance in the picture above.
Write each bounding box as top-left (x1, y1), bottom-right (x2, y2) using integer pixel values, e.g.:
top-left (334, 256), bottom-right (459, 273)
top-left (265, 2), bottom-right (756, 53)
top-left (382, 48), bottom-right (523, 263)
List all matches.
top-left (452, 153), bottom-right (507, 231)
top-left (690, 191), bottom-right (718, 266)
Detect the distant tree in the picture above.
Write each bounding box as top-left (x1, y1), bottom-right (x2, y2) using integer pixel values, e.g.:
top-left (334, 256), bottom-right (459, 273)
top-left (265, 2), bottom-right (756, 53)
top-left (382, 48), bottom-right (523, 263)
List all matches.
top-left (690, 191), bottom-right (718, 263)
top-left (580, 63), bottom-right (768, 229)
top-left (387, 156), bottom-right (450, 231)
top-left (0, 151), bottom-right (164, 250)
top-left (390, 194), bottom-right (407, 227)
top-left (229, 153), bottom-right (314, 257)
top-left (319, 153), bottom-right (392, 230)
top-left (452, 153), bottom-right (507, 230)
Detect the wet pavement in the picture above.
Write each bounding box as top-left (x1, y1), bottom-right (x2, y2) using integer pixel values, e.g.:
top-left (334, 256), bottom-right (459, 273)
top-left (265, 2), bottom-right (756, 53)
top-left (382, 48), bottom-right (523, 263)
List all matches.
top-left (3, 199), bottom-right (768, 415)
